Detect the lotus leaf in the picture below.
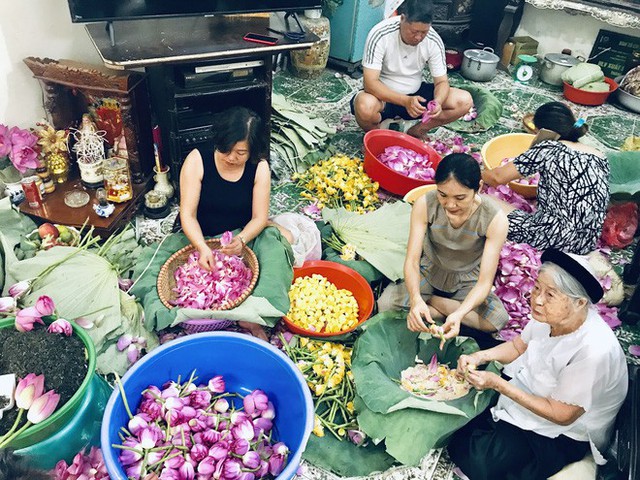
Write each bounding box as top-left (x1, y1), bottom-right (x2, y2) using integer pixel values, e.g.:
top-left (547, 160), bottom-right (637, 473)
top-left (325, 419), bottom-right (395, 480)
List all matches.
top-left (447, 86), bottom-right (503, 133)
top-left (608, 150), bottom-right (640, 198)
top-left (352, 311), bottom-right (499, 465)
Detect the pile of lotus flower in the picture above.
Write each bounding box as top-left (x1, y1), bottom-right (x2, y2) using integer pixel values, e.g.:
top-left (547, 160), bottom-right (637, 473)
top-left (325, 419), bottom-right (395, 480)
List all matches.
top-left (115, 372), bottom-right (289, 480)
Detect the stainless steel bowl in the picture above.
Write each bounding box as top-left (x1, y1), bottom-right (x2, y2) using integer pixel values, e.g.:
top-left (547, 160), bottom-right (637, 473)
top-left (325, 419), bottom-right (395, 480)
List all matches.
top-left (615, 76), bottom-right (640, 113)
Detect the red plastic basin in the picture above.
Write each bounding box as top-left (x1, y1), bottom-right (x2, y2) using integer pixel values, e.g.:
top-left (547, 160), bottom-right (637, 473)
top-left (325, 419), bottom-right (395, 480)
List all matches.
top-left (563, 77), bottom-right (618, 106)
top-left (283, 260), bottom-right (374, 337)
top-left (363, 129), bottom-right (442, 196)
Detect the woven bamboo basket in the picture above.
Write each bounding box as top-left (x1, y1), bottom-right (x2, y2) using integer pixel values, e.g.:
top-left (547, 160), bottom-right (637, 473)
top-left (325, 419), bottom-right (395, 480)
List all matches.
top-left (157, 238), bottom-right (259, 311)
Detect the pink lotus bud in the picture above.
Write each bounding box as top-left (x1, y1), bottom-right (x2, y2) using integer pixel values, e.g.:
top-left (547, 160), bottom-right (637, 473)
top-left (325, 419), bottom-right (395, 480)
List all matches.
top-left (147, 450), bottom-right (165, 465)
top-left (189, 390), bottom-right (211, 409)
top-left (201, 429), bottom-right (221, 445)
top-left (232, 419), bottom-right (255, 442)
top-left (27, 389), bottom-right (60, 423)
top-left (165, 409), bottom-right (182, 426)
top-left (117, 334), bottom-right (133, 351)
top-left (125, 460), bottom-right (143, 479)
top-left (15, 306), bottom-right (44, 332)
top-left (8, 281), bottom-right (30, 299)
top-left (139, 426), bottom-right (162, 449)
top-left (179, 460), bottom-right (195, 480)
top-left (243, 390), bottom-right (269, 417)
top-left (161, 466), bottom-right (181, 480)
top-left (134, 336), bottom-right (147, 347)
top-left (118, 277), bottom-right (134, 291)
top-left (268, 454), bottom-right (286, 477)
top-left (242, 451), bottom-right (261, 469)
top-left (0, 296), bottom-right (16, 313)
top-left (165, 450), bottom-right (185, 469)
top-left (15, 373), bottom-right (45, 410)
top-left (261, 401), bottom-right (275, 420)
top-left (230, 411), bottom-right (249, 425)
top-left (220, 231), bottom-right (233, 247)
top-left (232, 438), bottom-right (249, 456)
top-left (162, 385), bottom-right (181, 398)
top-left (348, 429), bottom-right (366, 446)
top-left (128, 414), bottom-right (149, 436)
top-left (253, 417), bottom-right (273, 438)
top-left (165, 395), bottom-right (185, 411)
top-left (142, 385), bottom-right (162, 400)
top-left (139, 399), bottom-right (162, 420)
top-left (208, 375), bottom-right (225, 394)
top-left (213, 398), bottom-right (229, 413)
top-left (239, 473), bottom-right (256, 480)
top-left (223, 459), bottom-right (242, 480)
top-left (35, 295), bottom-right (55, 316)
top-left (119, 441), bottom-right (143, 465)
top-left (126, 344), bottom-right (140, 364)
top-left (47, 318), bottom-right (72, 336)
top-left (256, 461), bottom-right (269, 478)
top-left (197, 457), bottom-right (217, 475)
top-left (190, 444), bottom-right (208, 463)
top-left (273, 442), bottom-right (288, 456)
top-left (181, 406), bottom-right (197, 420)
top-left (188, 417), bottom-right (207, 432)
top-left (208, 441), bottom-right (229, 461)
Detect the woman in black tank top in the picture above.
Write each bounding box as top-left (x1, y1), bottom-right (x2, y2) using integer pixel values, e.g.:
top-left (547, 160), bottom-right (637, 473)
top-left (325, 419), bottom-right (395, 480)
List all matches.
top-left (179, 107), bottom-right (269, 270)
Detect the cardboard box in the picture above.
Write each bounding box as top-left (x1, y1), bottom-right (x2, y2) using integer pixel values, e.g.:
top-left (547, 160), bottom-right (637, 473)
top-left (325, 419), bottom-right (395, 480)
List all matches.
top-left (508, 36), bottom-right (539, 65)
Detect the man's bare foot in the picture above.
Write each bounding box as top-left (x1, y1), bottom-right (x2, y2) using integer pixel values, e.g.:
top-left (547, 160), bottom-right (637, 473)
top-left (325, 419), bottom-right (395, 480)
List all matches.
top-left (238, 321), bottom-right (269, 342)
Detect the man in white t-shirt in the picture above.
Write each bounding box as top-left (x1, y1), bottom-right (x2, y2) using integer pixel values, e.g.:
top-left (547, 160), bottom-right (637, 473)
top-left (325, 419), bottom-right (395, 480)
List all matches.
top-left (351, 0), bottom-right (472, 138)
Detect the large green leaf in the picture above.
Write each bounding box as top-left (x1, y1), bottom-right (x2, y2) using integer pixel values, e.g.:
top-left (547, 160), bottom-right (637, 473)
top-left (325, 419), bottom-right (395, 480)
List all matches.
top-left (447, 85), bottom-right (503, 133)
top-left (303, 431), bottom-right (397, 477)
top-left (352, 311), bottom-right (499, 465)
top-left (0, 197), bottom-right (36, 291)
top-left (322, 203), bottom-right (411, 281)
top-left (608, 150), bottom-right (640, 197)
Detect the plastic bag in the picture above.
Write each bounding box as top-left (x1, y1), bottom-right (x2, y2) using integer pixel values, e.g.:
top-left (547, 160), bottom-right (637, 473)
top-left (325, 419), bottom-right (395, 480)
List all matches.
top-left (270, 213), bottom-right (321, 267)
top-left (600, 202), bottom-right (638, 249)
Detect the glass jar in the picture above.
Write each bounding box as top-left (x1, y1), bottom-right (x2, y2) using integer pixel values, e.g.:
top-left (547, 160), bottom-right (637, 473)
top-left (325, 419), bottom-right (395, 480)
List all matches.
top-left (290, 9), bottom-right (330, 79)
top-left (103, 156), bottom-right (133, 203)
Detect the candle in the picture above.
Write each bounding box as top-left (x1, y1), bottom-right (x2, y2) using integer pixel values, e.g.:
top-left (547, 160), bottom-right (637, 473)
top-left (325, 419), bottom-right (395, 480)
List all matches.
top-left (154, 144), bottom-right (163, 173)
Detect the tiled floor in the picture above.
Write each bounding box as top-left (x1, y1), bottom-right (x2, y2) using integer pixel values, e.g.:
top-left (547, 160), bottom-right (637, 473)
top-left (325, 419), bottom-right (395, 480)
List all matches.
top-left (269, 66), bottom-right (640, 479)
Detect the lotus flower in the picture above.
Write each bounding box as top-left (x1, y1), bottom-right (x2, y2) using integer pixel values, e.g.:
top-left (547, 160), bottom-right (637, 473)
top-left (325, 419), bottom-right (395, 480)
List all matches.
top-left (15, 373), bottom-right (45, 410)
top-left (47, 318), bottom-right (72, 336)
top-left (242, 451), bottom-right (261, 469)
top-left (27, 389), bottom-right (60, 423)
top-left (14, 306), bottom-right (45, 332)
top-left (630, 345), bottom-right (640, 356)
top-left (268, 454), bottom-right (286, 476)
top-left (222, 459), bottom-right (243, 480)
top-left (119, 439), bottom-right (143, 465)
top-left (0, 296), bottom-right (16, 313)
top-left (302, 201), bottom-right (322, 220)
top-left (220, 230), bottom-right (233, 247)
top-left (348, 429), bottom-right (366, 446)
top-left (117, 334), bottom-right (133, 351)
top-left (8, 280), bottom-right (30, 299)
top-left (208, 375), bottom-right (225, 394)
top-left (127, 344), bottom-right (141, 364)
top-left (243, 389), bottom-right (269, 416)
top-left (421, 100), bottom-right (438, 124)
top-left (197, 457), bottom-right (216, 475)
top-left (35, 295), bottom-right (55, 316)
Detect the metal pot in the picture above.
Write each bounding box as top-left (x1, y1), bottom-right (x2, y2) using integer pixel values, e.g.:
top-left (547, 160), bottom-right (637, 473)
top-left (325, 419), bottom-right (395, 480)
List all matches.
top-left (540, 53), bottom-right (581, 86)
top-left (461, 47), bottom-right (499, 82)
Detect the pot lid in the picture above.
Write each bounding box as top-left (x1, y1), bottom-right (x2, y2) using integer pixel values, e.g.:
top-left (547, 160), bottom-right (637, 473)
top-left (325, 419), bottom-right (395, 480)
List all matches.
top-left (463, 48), bottom-right (499, 63)
top-left (544, 53), bottom-right (580, 67)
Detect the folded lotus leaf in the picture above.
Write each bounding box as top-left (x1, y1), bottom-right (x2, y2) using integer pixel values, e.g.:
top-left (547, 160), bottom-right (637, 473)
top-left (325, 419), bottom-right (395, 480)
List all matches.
top-left (608, 150), bottom-right (640, 197)
top-left (447, 85), bottom-right (503, 133)
top-left (352, 311), bottom-right (500, 464)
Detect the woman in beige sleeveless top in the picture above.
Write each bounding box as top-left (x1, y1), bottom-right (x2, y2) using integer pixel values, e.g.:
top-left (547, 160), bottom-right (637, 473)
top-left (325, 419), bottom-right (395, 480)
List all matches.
top-left (379, 153), bottom-right (509, 339)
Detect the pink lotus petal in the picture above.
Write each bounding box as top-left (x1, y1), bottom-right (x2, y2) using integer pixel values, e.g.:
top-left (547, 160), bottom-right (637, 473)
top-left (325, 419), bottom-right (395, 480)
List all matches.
top-left (629, 345), bottom-right (640, 356)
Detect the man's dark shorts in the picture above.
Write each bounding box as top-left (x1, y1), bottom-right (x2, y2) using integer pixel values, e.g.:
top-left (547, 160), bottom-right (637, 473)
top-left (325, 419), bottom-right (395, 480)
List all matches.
top-left (350, 82), bottom-right (435, 121)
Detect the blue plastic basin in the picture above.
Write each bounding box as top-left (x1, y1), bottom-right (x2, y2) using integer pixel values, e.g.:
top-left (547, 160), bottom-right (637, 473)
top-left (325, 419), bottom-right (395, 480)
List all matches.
top-left (101, 332), bottom-right (314, 480)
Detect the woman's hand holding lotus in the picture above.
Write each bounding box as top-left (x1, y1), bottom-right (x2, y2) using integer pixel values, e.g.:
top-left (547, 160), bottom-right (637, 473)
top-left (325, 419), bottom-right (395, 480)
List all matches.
top-left (197, 245), bottom-right (215, 271)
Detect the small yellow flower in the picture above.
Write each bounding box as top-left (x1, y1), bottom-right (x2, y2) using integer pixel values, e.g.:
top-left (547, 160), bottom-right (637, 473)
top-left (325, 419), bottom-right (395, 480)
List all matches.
top-left (312, 415), bottom-right (325, 437)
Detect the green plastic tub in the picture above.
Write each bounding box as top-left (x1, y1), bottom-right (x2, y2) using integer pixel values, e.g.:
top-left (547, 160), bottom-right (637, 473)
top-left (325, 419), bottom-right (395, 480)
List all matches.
top-left (0, 318), bottom-right (97, 449)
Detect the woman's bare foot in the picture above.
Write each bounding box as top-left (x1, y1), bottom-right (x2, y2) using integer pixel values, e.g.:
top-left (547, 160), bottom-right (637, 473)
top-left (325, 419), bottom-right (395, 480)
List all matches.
top-left (238, 321), bottom-right (269, 341)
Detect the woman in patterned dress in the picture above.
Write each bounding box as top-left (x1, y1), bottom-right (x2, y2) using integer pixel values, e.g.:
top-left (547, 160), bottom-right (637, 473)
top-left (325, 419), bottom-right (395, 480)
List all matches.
top-left (482, 102), bottom-right (609, 255)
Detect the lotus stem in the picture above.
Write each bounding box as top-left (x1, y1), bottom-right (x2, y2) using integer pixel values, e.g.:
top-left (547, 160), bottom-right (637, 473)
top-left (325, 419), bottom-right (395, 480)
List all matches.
top-left (0, 420), bottom-right (32, 449)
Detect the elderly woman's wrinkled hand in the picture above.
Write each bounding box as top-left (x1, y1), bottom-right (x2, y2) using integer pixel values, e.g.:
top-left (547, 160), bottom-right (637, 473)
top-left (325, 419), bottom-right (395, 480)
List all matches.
top-left (466, 369), bottom-right (501, 391)
top-left (407, 299), bottom-right (433, 332)
top-left (220, 236), bottom-right (243, 256)
top-left (457, 353), bottom-right (479, 374)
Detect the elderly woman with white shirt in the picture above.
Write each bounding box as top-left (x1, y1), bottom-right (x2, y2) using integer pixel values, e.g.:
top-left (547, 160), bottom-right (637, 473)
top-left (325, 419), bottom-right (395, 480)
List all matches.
top-left (448, 248), bottom-right (628, 480)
